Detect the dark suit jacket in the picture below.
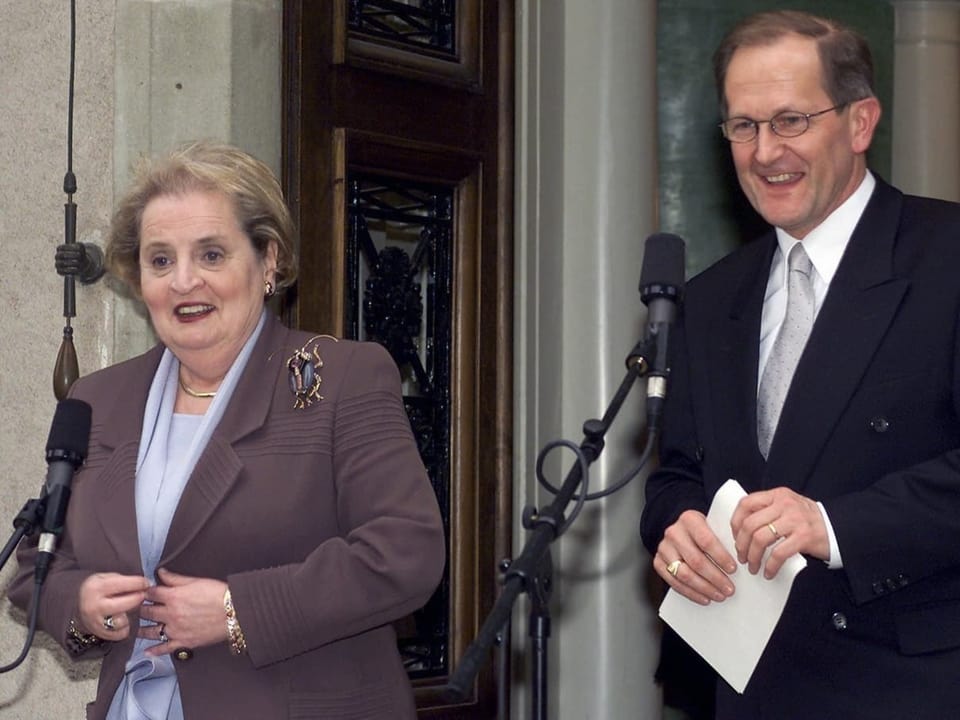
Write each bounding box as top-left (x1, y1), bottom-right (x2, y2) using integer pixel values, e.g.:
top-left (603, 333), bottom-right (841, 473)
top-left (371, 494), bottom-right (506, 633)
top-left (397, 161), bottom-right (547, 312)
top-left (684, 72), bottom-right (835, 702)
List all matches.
top-left (640, 178), bottom-right (960, 719)
top-left (9, 312), bottom-right (445, 720)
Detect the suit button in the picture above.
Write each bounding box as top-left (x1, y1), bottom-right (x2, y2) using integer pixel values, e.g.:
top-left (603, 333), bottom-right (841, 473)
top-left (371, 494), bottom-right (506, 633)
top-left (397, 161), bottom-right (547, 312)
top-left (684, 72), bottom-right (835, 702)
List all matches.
top-left (174, 648), bottom-right (194, 662)
top-left (831, 612), bottom-right (848, 631)
top-left (869, 416), bottom-right (890, 433)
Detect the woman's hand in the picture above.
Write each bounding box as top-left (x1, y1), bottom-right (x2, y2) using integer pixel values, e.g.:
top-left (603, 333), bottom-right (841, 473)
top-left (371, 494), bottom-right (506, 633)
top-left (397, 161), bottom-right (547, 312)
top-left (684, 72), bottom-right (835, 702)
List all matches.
top-left (77, 573), bottom-right (151, 640)
top-left (140, 568), bottom-right (230, 656)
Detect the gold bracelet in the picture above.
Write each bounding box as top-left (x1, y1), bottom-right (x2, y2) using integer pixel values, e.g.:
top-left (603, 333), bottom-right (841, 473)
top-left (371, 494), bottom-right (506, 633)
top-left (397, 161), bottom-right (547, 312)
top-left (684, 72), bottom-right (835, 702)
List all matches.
top-left (223, 588), bottom-right (247, 655)
top-left (66, 618), bottom-right (104, 656)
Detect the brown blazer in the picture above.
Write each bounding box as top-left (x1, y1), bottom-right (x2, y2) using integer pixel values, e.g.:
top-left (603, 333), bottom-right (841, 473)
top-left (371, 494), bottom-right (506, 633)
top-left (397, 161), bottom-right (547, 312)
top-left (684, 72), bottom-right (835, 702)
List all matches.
top-left (9, 312), bottom-right (446, 719)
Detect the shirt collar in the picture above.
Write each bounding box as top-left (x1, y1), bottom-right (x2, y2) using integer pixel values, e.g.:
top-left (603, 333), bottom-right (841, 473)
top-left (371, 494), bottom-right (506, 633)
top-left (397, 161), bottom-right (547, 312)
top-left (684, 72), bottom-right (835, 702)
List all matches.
top-left (774, 170), bottom-right (875, 285)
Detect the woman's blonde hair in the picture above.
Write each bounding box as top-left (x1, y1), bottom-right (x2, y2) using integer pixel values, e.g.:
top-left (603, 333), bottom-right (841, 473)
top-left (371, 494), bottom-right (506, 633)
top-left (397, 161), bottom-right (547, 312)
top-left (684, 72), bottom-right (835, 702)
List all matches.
top-left (106, 140), bottom-right (298, 297)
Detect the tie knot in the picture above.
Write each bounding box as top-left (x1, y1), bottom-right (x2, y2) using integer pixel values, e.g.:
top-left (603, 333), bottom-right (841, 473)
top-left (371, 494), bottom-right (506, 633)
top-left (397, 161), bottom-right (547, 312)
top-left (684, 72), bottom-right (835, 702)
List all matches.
top-left (787, 243), bottom-right (813, 278)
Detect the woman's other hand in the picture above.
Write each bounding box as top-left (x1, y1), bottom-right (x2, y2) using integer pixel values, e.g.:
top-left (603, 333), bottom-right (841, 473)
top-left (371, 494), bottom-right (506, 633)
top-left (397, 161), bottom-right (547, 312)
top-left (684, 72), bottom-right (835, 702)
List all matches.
top-left (140, 568), bottom-right (229, 655)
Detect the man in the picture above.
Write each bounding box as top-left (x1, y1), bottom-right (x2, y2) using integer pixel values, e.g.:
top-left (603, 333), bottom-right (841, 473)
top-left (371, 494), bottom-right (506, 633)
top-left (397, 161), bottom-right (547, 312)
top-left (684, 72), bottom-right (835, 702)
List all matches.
top-left (640, 10), bottom-right (960, 719)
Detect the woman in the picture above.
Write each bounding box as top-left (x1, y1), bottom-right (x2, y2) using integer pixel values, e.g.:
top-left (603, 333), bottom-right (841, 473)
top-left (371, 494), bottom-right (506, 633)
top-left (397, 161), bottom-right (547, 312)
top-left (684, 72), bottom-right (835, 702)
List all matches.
top-left (9, 141), bottom-right (445, 719)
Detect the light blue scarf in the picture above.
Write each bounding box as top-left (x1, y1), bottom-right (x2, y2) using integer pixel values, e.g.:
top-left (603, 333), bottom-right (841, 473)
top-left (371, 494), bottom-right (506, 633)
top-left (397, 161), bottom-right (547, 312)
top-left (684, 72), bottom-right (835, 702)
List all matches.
top-left (106, 311), bottom-right (266, 720)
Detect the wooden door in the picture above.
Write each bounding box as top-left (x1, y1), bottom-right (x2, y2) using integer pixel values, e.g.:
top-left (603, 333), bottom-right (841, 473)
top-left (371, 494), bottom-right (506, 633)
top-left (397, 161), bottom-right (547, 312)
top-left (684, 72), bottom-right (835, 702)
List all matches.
top-left (282, 2), bottom-right (514, 716)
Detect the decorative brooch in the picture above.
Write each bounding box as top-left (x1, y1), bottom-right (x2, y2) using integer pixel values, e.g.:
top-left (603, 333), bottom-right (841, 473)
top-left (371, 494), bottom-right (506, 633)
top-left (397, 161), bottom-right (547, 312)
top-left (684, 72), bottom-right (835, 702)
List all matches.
top-left (285, 335), bottom-right (338, 409)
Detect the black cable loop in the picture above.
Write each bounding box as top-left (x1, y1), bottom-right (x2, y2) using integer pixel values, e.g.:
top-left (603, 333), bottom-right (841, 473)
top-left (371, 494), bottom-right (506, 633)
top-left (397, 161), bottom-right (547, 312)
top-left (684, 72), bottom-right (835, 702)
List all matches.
top-left (536, 428), bottom-right (658, 504)
top-left (534, 439), bottom-right (592, 536)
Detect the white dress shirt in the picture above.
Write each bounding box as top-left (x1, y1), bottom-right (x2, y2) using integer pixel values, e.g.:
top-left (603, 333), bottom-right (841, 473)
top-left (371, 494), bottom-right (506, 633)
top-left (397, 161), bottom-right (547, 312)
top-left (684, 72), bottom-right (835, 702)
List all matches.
top-left (757, 170), bottom-right (876, 568)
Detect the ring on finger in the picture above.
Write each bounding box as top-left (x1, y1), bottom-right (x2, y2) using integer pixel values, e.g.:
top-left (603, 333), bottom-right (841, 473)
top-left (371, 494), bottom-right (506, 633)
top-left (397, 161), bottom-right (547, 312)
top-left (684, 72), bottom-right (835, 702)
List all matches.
top-left (666, 559), bottom-right (683, 577)
top-left (102, 615), bottom-right (116, 631)
top-left (158, 623), bottom-right (169, 644)
top-left (768, 522), bottom-right (779, 538)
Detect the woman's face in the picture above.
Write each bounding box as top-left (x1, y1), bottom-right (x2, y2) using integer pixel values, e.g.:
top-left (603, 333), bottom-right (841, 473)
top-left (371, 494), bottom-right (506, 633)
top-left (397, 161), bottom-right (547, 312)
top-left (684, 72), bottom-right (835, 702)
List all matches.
top-left (138, 190), bottom-right (277, 370)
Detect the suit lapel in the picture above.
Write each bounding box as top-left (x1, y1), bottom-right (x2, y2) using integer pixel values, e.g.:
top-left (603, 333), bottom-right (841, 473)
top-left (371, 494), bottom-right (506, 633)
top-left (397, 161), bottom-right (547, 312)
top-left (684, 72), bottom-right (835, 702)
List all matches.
top-left (159, 314), bottom-right (292, 564)
top-left (766, 181), bottom-right (909, 487)
top-left (708, 235), bottom-right (775, 491)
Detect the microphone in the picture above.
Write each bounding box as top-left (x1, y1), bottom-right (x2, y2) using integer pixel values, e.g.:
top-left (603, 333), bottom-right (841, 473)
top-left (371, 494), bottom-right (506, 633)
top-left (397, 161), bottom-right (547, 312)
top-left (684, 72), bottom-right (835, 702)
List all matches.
top-left (35, 399), bottom-right (92, 582)
top-left (627, 233), bottom-right (686, 431)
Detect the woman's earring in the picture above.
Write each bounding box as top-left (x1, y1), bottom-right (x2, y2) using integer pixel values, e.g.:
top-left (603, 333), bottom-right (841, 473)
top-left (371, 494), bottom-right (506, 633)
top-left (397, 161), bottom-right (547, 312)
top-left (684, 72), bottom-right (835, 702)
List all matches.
top-left (264, 280), bottom-right (275, 298)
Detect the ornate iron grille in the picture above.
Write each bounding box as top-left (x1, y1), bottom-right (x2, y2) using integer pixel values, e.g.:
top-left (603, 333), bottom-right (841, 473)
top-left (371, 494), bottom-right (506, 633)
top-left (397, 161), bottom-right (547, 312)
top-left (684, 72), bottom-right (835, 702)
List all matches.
top-left (346, 173), bottom-right (453, 678)
top-left (347, 0), bottom-right (457, 57)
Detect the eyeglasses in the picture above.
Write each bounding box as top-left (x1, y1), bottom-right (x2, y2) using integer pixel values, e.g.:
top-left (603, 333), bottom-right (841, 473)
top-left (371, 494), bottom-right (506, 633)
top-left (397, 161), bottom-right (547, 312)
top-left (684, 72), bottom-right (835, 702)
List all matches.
top-left (719, 104), bottom-right (847, 143)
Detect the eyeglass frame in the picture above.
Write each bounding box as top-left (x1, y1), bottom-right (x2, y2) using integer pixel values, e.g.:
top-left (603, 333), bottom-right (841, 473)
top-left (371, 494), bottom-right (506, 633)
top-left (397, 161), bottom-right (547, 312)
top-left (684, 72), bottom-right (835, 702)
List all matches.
top-left (718, 104), bottom-right (848, 143)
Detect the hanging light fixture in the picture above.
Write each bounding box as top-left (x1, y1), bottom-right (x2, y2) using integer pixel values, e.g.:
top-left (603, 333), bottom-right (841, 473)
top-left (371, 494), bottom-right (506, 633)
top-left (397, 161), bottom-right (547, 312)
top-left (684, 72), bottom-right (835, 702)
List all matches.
top-left (53, 0), bottom-right (105, 401)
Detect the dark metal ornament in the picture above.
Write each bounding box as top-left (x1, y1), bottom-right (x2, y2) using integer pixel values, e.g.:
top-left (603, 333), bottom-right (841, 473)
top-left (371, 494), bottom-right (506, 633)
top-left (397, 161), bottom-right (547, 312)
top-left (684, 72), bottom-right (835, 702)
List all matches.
top-left (286, 335), bottom-right (338, 409)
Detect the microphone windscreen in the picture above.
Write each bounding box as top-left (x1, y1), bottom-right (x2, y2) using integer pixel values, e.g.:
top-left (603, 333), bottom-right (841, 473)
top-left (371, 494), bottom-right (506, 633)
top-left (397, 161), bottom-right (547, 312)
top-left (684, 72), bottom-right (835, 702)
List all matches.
top-left (640, 233), bottom-right (686, 291)
top-left (45, 399), bottom-right (92, 461)
top-left (640, 233), bottom-right (686, 307)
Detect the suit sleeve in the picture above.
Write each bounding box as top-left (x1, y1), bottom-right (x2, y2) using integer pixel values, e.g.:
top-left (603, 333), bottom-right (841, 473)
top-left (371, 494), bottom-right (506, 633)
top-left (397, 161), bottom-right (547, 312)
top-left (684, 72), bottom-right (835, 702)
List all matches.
top-left (824, 301), bottom-right (960, 605)
top-left (228, 341), bottom-right (446, 668)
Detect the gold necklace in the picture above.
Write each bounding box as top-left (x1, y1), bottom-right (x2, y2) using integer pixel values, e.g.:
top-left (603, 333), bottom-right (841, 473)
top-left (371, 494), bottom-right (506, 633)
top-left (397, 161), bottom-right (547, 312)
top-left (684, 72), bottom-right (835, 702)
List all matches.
top-left (178, 376), bottom-right (217, 399)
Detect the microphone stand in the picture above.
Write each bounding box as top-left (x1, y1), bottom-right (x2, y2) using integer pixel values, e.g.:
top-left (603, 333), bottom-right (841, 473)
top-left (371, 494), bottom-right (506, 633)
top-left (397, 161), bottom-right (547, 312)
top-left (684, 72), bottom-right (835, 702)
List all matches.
top-left (445, 338), bottom-right (659, 719)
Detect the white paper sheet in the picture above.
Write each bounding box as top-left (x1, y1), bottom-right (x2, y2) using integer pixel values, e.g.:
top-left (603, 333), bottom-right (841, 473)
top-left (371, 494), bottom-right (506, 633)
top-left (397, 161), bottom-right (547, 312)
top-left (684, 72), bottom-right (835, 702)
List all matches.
top-left (658, 479), bottom-right (807, 693)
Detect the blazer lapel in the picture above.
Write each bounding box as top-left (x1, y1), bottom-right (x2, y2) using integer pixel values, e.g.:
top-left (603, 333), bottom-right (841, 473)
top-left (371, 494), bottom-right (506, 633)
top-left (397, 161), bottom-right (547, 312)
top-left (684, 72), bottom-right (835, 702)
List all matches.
top-left (766, 181), bottom-right (909, 487)
top-left (159, 313), bottom-right (293, 565)
top-left (93, 345), bottom-right (164, 571)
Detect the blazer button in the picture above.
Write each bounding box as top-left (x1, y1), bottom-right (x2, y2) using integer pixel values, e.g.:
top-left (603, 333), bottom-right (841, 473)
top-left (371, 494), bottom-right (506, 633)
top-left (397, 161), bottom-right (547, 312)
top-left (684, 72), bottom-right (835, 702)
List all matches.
top-left (174, 648), bottom-right (194, 662)
top-left (869, 416), bottom-right (890, 433)
top-left (831, 612), bottom-right (848, 631)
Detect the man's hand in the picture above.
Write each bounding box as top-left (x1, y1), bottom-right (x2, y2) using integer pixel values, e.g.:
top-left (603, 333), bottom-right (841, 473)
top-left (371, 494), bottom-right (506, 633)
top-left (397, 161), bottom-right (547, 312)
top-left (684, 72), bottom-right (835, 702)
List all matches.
top-left (731, 487), bottom-right (829, 578)
top-left (655, 509), bottom-right (738, 605)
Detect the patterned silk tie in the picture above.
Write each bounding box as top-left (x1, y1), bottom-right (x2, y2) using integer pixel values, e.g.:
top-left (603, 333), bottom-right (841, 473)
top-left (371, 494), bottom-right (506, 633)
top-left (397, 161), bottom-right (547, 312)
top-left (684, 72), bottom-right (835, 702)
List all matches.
top-left (757, 243), bottom-right (815, 457)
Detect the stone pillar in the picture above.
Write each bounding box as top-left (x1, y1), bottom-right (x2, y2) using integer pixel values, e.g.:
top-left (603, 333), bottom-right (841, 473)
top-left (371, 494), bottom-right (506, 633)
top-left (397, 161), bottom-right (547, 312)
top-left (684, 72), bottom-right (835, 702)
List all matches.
top-left (513, 1), bottom-right (660, 717)
top-left (892, 0), bottom-right (960, 201)
top-left (113, 0), bottom-right (283, 357)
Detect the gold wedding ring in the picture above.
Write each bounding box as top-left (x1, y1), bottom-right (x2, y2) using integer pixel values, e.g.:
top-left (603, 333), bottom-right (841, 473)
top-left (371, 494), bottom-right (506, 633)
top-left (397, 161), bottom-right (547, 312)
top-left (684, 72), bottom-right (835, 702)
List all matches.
top-left (768, 522), bottom-right (779, 538)
top-left (666, 559), bottom-right (683, 577)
